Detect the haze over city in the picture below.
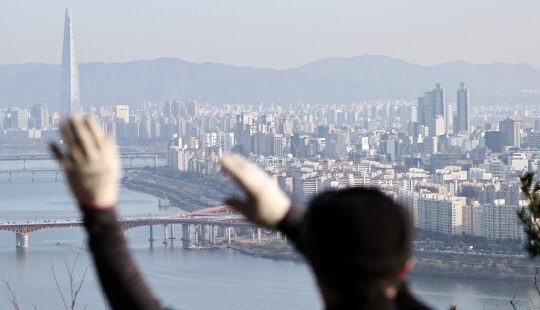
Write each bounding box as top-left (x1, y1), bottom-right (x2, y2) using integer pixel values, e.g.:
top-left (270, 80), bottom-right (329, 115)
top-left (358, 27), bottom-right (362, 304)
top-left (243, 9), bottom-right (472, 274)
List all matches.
top-left (2, 1), bottom-right (540, 69)
top-left (3, 2), bottom-right (540, 309)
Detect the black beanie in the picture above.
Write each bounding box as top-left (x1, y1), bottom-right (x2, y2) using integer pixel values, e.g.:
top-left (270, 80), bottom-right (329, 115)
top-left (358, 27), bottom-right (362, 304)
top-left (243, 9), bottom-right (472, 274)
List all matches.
top-left (303, 187), bottom-right (413, 294)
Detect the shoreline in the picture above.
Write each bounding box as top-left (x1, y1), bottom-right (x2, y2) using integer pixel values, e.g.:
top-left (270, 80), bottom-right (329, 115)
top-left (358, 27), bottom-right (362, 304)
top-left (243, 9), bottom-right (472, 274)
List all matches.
top-left (121, 169), bottom-right (536, 283)
top-left (121, 181), bottom-right (199, 211)
top-left (227, 244), bottom-right (301, 261)
top-left (226, 241), bottom-right (536, 281)
top-left (121, 169), bottom-right (230, 213)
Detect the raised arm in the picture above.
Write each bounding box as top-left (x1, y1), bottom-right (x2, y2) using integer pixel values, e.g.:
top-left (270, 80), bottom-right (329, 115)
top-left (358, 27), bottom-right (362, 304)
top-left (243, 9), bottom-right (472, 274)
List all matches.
top-left (221, 155), bottom-right (430, 309)
top-left (51, 116), bottom-right (161, 310)
top-left (220, 155), bottom-right (306, 252)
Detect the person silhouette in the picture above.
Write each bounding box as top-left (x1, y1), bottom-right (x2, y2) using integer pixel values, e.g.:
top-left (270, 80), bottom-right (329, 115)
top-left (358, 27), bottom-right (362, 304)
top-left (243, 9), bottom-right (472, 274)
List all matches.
top-left (52, 116), bottom-right (429, 310)
top-left (221, 155), bottom-right (430, 310)
top-left (51, 116), bottom-right (161, 309)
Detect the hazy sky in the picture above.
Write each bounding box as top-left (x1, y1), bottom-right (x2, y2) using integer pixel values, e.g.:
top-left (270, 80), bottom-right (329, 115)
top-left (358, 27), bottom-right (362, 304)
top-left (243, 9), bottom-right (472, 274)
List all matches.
top-left (2, 1), bottom-right (540, 69)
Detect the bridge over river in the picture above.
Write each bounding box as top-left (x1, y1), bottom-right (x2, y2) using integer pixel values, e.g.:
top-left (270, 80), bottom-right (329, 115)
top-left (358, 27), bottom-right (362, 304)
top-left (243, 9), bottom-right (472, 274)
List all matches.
top-left (0, 206), bottom-right (260, 249)
top-left (0, 152), bottom-right (166, 172)
top-left (0, 152), bottom-right (167, 181)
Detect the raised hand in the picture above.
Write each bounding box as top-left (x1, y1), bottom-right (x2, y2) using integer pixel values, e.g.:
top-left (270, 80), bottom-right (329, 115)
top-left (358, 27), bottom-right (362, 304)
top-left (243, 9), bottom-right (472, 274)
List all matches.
top-left (50, 115), bottom-right (120, 209)
top-left (220, 155), bottom-right (291, 228)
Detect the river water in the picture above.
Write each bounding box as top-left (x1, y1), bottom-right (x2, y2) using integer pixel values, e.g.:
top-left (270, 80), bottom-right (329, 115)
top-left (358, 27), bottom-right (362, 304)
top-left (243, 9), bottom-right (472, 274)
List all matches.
top-left (0, 160), bottom-right (538, 309)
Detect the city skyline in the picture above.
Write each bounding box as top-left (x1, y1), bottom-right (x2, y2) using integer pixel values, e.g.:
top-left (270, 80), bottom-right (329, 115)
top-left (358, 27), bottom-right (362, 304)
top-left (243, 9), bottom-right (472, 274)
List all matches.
top-left (3, 7), bottom-right (540, 112)
top-left (3, 3), bottom-right (540, 309)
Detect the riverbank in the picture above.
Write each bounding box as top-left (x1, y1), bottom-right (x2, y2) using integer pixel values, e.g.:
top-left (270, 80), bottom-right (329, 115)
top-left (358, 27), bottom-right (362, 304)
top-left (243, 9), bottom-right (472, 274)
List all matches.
top-left (227, 239), bottom-right (301, 261)
top-left (225, 238), bottom-right (537, 281)
top-left (121, 169), bottom-right (536, 282)
top-left (122, 168), bottom-right (238, 212)
top-left (412, 257), bottom-right (533, 281)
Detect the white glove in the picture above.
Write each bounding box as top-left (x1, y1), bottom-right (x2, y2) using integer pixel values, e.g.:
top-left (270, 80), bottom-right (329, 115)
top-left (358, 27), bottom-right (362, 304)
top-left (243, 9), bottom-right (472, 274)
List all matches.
top-left (220, 155), bottom-right (291, 228)
top-left (50, 115), bottom-right (120, 209)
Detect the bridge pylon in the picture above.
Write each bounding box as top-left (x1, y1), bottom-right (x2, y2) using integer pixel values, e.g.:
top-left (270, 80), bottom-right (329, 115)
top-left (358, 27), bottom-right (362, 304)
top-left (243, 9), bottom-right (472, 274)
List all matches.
top-left (225, 227), bottom-right (231, 244)
top-left (16, 233), bottom-right (29, 248)
top-left (181, 224), bottom-right (192, 249)
top-left (163, 224), bottom-right (169, 245)
top-left (148, 225), bottom-right (155, 242)
top-left (169, 225), bottom-right (176, 241)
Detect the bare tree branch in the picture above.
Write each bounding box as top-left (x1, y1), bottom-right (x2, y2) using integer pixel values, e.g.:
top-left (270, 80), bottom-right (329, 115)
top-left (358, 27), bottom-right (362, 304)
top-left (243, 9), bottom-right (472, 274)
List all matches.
top-left (71, 266), bottom-right (89, 310)
top-left (509, 296), bottom-right (518, 310)
top-left (2, 279), bottom-right (20, 310)
top-left (534, 267), bottom-right (540, 297)
top-left (509, 286), bottom-right (520, 310)
top-left (52, 249), bottom-right (89, 310)
top-left (51, 266), bottom-right (69, 310)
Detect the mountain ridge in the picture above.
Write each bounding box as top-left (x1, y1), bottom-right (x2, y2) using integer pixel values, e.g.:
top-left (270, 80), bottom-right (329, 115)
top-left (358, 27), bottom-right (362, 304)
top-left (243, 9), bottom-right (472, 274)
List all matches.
top-left (1, 55), bottom-right (540, 111)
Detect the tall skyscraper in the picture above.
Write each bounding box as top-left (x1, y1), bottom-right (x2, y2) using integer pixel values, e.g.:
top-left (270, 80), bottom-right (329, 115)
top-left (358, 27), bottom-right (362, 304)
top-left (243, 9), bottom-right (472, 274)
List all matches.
top-left (417, 83), bottom-right (447, 137)
top-left (30, 103), bottom-right (50, 129)
top-left (61, 8), bottom-right (82, 117)
top-left (272, 134), bottom-right (284, 157)
top-left (534, 119), bottom-right (540, 132)
top-left (10, 107), bottom-right (30, 130)
top-left (454, 82), bottom-right (470, 133)
top-left (432, 83), bottom-right (446, 126)
top-left (499, 117), bottom-right (521, 148)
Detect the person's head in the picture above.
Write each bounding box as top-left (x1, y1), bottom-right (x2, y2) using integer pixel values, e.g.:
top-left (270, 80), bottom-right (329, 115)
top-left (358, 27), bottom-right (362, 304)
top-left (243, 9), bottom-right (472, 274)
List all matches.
top-left (302, 187), bottom-right (413, 303)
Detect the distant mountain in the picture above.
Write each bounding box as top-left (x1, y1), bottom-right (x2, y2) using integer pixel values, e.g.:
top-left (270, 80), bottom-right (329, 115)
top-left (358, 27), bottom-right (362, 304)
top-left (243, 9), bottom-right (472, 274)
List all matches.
top-left (1, 55), bottom-right (540, 111)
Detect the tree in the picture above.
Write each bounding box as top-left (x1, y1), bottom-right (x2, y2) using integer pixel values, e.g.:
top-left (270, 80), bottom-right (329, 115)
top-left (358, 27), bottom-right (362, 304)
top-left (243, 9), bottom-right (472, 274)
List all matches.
top-left (50, 252), bottom-right (90, 310)
top-left (3, 251), bottom-right (90, 310)
top-left (517, 171), bottom-right (540, 258)
top-left (512, 172), bottom-right (540, 309)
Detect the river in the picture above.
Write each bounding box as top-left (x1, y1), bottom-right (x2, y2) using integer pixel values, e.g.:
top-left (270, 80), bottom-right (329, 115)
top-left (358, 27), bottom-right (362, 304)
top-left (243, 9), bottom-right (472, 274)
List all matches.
top-left (0, 160), bottom-right (538, 309)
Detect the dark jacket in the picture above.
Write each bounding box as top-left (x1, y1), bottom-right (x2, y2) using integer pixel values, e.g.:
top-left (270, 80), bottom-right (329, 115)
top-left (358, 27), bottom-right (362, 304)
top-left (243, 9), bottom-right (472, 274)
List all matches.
top-left (83, 206), bottom-right (430, 310)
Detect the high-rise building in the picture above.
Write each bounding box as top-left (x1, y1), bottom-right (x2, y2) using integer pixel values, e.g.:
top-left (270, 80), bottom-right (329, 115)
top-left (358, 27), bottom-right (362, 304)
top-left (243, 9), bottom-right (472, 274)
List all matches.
top-left (482, 200), bottom-right (524, 239)
top-left (417, 83), bottom-right (447, 136)
top-left (201, 132), bottom-right (218, 149)
top-left (252, 132), bottom-right (269, 155)
top-left (163, 101), bottom-right (172, 117)
top-left (432, 83), bottom-right (447, 131)
top-left (397, 191), bottom-right (463, 235)
top-left (217, 132), bottom-right (235, 153)
top-left (10, 108), bottom-right (29, 130)
top-left (499, 117), bottom-right (521, 148)
top-left (454, 82), bottom-right (470, 133)
top-left (30, 103), bottom-right (50, 129)
top-left (61, 8), bottom-right (82, 117)
top-left (534, 119), bottom-right (540, 132)
top-left (433, 115), bottom-right (446, 136)
top-left (0, 109), bottom-right (4, 130)
top-left (115, 105), bottom-right (130, 123)
top-left (272, 134), bottom-right (284, 157)
top-left (528, 132), bottom-right (540, 148)
top-left (187, 101), bottom-right (198, 117)
top-left (235, 114), bottom-right (246, 145)
top-left (485, 131), bottom-right (501, 152)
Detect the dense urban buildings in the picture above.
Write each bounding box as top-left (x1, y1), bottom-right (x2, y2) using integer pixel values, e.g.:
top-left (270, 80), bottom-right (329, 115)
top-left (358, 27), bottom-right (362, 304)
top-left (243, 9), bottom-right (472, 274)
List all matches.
top-left (2, 82), bottom-right (540, 241)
